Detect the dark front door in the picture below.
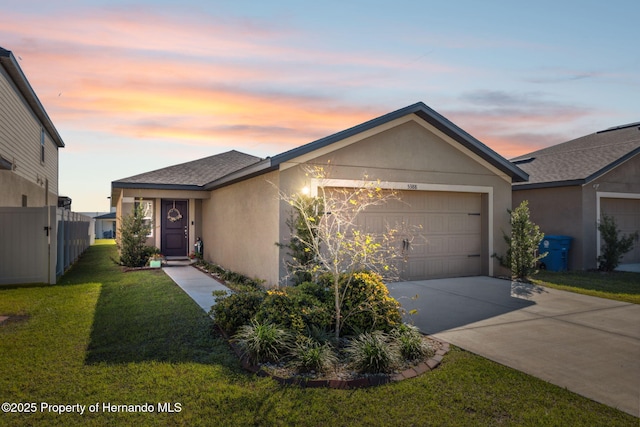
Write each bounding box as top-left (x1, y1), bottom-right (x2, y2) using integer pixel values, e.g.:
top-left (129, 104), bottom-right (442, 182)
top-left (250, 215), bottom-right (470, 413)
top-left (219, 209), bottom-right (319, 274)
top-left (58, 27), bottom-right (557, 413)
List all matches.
top-left (162, 200), bottom-right (188, 257)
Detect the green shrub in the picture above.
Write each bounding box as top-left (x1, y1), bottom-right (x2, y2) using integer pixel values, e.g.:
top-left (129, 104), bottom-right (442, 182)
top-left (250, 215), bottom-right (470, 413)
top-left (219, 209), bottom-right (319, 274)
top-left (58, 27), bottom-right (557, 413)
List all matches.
top-left (296, 281), bottom-right (331, 303)
top-left (494, 200), bottom-right (546, 280)
top-left (255, 286), bottom-right (332, 335)
top-left (233, 320), bottom-right (292, 364)
top-left (116, 201), bottom-right (153, 267)
top-left (210, 290), bottom-right (265, 335)
top-left (290, 337), bottom-right (337, 373)
top-left (322, 271), bottom-right (401, 336)
top-left (143, 246), bottom-right (160, 262)
top-left (598, 214), bottom-right (639, 272)
top-left (392, 323), bottom-right (433, 361)
top-left (346, 331), bottom-right (399, 374)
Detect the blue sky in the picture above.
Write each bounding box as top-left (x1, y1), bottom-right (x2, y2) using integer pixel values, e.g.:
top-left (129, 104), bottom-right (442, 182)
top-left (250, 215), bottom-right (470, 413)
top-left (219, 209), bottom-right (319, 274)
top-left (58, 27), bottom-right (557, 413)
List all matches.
top-left (1, 0), bottom-right (638, 211)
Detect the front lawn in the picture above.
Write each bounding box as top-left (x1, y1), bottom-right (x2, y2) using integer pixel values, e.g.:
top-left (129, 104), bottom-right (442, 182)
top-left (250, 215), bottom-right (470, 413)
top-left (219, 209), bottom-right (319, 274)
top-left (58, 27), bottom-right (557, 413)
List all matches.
top-left (532, 270), bottom-right (640, 304)
top-left (0, 242), bottom-right (636, 426)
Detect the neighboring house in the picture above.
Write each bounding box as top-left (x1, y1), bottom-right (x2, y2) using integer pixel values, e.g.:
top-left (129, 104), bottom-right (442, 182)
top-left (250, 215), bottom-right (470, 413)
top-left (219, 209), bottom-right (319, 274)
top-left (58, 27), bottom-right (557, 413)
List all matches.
top-left (512, 122), bottom-right (640, 270)
top-left (0, 47), bottom-right (64, 206)
top-left (0, 47), bottom-right (91, 285)
top-left (93, 212), bottom-right (117, 239)
top-left (111, 102), bottom-right (528, 285)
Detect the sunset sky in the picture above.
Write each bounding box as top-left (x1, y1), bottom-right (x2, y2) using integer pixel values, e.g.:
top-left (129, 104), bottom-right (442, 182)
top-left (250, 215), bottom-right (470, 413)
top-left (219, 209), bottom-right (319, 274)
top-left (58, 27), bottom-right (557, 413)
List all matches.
top-left (1, 0), bottom-right (638, 212)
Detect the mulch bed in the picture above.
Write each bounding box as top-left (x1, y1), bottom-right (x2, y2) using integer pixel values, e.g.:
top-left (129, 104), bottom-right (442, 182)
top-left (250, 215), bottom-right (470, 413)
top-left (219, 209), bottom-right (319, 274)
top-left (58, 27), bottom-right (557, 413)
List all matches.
top-left (217, 325), bottom-right (450, 389)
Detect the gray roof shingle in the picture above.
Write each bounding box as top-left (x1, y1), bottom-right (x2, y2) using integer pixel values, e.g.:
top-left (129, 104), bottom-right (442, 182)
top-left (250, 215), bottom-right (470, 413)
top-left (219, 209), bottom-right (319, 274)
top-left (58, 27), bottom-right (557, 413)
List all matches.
top-left (512, 123), bottom-right (640, 188)
top-left (112, 150), bottom-right (261, 189)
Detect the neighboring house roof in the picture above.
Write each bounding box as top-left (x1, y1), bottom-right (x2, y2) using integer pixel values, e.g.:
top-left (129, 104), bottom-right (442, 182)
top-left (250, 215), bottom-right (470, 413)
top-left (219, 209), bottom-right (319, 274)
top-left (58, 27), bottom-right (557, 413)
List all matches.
top-left (0, 47), bottom-right (65, 148)
top-left (512, 122), bottom-right (640, 189)
top-left (95, 212), bottom-right (116, 220)
top-left (112, 150), bottom-right (262, 190)
top-left (204, 102), bottom-right (529, 190)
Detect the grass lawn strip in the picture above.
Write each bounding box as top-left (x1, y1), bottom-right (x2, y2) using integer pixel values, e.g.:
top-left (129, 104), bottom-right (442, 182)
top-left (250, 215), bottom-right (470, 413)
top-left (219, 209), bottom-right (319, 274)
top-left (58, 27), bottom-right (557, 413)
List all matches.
top-left (532, 270), bottom-right (640, 304)
top-left (0, 241), bottom-right (636, 426)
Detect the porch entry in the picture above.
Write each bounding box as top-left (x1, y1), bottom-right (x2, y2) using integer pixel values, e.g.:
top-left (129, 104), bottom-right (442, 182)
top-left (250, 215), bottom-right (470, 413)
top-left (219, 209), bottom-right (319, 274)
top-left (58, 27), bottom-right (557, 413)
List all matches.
top-left (161, 199), bottom-right (188, 257)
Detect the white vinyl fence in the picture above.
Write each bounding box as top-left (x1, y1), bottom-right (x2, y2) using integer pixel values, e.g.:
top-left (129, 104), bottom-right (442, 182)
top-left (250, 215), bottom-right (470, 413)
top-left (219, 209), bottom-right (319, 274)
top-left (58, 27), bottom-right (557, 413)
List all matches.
top-left (0, 206), bottom-right (92, 285)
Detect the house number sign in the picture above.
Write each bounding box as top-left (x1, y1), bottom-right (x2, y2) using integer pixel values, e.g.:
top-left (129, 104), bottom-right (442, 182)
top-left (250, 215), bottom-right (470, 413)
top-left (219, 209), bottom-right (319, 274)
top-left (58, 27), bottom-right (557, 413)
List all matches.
top-left (167, 201), bottom-right (183, 222)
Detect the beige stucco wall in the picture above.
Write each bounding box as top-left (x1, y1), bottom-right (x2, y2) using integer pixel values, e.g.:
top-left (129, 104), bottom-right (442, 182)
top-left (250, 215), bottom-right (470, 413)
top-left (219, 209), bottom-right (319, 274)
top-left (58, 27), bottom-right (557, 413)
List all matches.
top-left (277, 119), bottom-right (514, 280)
top-left (203, 171), bottom-right (281, 286)
top-left (513, 186), bottom-right (584, 269)
top-left (0, 65), bottom-right (59, 207)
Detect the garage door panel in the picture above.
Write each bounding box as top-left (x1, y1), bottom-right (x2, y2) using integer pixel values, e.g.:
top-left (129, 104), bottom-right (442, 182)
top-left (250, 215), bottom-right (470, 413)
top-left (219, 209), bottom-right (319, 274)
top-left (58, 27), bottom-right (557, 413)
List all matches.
top-left (428, 215), bottom-right (446, 233)
top-left (601, 198), bottom-right (640, 264)
top-left (348, 189), bottom-right (484, 280)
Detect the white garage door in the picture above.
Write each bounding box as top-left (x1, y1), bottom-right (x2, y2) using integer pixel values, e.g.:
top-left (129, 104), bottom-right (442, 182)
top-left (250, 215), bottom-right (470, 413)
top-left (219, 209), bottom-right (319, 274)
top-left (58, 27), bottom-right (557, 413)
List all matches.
top-left (601, 198), bottom-right (640, 264)
top-left (355, 190), bottom-right (483, 280)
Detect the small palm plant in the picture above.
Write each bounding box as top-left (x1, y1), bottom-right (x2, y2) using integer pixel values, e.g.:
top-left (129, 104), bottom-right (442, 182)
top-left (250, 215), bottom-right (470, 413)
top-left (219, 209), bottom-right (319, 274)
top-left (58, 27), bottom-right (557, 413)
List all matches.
top-left (290, 337), bottom-right (337, 374)
top-left (345, 331), bottom-right (400, 374)
top-left (392, 323), bottom-right (433, 361)
top-left (233, 320), bottom-right (292, 364)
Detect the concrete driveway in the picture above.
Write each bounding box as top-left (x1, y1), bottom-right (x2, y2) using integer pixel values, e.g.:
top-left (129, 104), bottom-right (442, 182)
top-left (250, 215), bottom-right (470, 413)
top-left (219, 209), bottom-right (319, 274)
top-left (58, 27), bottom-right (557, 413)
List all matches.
top-left (387, 276), bottom-right (640, 417)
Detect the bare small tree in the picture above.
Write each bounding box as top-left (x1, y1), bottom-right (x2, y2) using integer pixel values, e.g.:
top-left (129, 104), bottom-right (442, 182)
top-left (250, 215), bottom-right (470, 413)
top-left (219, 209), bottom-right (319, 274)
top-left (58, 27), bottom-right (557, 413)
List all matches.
top-left (277, 166), bottom-right (408, 338)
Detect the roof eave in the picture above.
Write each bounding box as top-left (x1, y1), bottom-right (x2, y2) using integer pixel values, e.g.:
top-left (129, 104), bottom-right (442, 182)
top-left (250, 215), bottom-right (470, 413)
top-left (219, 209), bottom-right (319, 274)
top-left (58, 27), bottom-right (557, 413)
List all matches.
top-left (0, 48), bottom-right (65, 148)
top-left (583, 147), bottom-right (640, 184)
top-left (411, 107), bottom-right (529, 183)
top-left (513, 179), bottom-right (585, 190)
top-left (268, 102), bottom-right (529, 183)
top-left (111, 182), bottom-right (204, 191)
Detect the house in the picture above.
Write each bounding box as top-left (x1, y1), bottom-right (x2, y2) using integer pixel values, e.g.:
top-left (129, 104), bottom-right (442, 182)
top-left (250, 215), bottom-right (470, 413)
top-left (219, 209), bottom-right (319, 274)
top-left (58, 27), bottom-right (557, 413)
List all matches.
top-left (111, 102), bottom-right (528, 285)
top-left (93, 211), bottom-right (117, 239)
top-left (512, 123), bottom-right (640, 270)
top-left (0, 47), bottom-right (64, 207)
top-left (0, 47), bottom-right (91, 285)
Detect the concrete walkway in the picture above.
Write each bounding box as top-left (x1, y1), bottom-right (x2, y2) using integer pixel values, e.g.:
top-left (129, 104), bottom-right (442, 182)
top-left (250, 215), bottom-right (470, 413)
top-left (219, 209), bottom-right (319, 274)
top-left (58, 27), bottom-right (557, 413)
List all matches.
top-left (162, 263), bottom-right (230, 313)
top-left (387, 277), bottom-right (640, 417)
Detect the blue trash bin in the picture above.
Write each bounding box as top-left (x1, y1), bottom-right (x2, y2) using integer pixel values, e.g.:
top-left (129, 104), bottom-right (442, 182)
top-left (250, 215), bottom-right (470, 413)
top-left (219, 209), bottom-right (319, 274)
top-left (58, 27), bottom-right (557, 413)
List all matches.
top-left (539, 235), bottom-right (572, 271)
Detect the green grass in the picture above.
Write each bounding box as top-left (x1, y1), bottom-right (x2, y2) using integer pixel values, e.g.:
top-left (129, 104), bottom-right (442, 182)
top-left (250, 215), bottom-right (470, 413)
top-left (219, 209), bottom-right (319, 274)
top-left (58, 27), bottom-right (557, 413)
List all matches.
top-left (0, 242), bottom-right (636, 426)
top-left (532, 270), bottom-right (640, 304)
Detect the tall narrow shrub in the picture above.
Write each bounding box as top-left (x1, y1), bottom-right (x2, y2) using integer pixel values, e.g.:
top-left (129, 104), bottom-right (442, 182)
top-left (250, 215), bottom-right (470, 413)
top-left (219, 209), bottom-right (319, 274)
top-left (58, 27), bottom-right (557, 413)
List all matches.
top-left (116, 201), bottom-right (153, 267)
top-left (495, 200), bottom-right (546, 280)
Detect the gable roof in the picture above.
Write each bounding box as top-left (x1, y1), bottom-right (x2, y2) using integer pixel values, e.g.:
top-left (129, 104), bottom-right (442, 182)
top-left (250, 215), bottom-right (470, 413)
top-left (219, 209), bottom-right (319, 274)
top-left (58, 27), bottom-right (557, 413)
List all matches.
top-left (512, 122), bottom-right (640, 189)
top-left (112, 150), bottom-right (261, 190)
top-left (0, 47), bottom-right (65, 148)
top-left (204, 102), bottom-right (529, 190)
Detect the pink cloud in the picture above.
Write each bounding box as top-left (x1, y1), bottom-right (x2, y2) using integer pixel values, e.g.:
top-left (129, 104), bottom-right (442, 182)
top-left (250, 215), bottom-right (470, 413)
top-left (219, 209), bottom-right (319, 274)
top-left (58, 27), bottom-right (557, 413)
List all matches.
top-left (0, 7), bottom-right (426, 149)
top-left (0, 7), bottom-right (598, 164)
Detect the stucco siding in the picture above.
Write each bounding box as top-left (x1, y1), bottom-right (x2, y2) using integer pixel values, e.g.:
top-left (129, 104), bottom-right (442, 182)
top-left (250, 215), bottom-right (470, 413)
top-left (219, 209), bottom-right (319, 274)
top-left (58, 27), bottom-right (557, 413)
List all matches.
top-left (204, 171), bottom-right (280, 285)
top-left (0, 65), bottom-right (59, 206)
top-left (513, 186), bottom-right (584, 269)
top-left (591, 154), bottom-right (640, 194)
